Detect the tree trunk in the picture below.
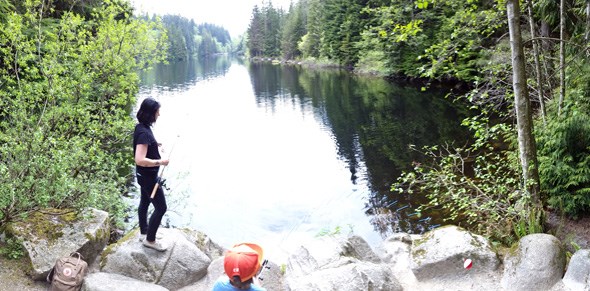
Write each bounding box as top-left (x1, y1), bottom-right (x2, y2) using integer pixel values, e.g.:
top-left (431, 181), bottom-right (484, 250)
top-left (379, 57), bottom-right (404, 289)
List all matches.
top-left (527, 0), bottom-right (546, 125)
top-left (558, 0), bottom-right (566, 114)
top-left (586, 1), bottom-right (590, 42)
top-left (506, 0), bottom-right (541, 205)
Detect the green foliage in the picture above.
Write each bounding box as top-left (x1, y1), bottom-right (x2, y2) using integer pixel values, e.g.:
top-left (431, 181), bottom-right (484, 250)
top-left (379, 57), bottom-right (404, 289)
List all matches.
top-left (513, 205), bottom-right (544, 240)
top-left (537, 105), bottom-right (590, 218)
top-left (355, 30), bottom-right (391, 76)
top-left (142, 14), bottom-right (231, 61)
top-left (247, 2), bottom-right (284, 58)
top-left (391, 114), bottom-right (542, 244)
top-left (0, 0), bottom-right (166, 228)
top-left (300, 0), bottom-right (322, 59)
top-left (281, 1), bottom-right (306, 60)
top-left (0, 237), bottom-right (25, 260)
top-left (315, 224), bottom-right (354, 238)
top-left (316, 226), bottom-right (342, 237)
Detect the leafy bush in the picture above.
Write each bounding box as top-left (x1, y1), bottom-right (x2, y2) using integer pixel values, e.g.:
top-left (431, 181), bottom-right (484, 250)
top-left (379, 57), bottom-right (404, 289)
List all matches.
top-left (537, 108), bottom-right (590, 218)
top-left (0, 237), bottom-right (25, 260)
top-left (391, 115), bottom-right (543, 245)
top-left (0, 1), bottom-right (167, 228)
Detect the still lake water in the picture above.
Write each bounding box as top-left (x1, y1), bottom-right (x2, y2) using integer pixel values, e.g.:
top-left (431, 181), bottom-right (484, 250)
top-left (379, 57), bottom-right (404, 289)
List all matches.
top-left (134, 56), bottom-right (470, 262)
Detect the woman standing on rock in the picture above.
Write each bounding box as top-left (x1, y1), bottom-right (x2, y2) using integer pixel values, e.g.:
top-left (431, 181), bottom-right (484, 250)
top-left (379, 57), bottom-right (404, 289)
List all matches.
top-left (133, 97), bottom-right (169, 252)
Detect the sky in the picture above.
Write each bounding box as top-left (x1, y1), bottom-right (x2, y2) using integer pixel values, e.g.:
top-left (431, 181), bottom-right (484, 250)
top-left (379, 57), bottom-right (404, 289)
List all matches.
top-left (130, 0), bottom-right (294, 38)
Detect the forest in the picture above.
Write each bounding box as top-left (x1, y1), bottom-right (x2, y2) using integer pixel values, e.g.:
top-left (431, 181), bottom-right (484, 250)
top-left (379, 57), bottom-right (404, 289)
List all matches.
top-left (246, 0), bottom-right (590, 244)
top-left (0, 0), bottom-right (589, 258)
top-left (138, 13), bottom-right (233, 61)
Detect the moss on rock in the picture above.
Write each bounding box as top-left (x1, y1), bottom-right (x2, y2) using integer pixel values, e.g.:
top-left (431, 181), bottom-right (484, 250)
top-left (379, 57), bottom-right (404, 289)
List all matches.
top-left (6, 209), bottom-right (81, 244)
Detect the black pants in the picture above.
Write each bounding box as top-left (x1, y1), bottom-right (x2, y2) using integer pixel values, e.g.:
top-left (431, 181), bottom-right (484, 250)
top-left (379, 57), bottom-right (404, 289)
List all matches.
top-left (136, 171), bottom-right (167, 242)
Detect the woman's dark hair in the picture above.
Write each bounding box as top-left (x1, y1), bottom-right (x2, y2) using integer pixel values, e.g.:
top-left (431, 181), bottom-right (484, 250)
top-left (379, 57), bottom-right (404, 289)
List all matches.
top-left (136, 97), bottom-right (161, 126)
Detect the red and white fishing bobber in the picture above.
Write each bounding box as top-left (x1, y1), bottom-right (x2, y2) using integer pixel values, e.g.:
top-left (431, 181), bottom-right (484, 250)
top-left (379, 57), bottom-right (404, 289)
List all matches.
top-left (463, 258), bottom-right (473, 270)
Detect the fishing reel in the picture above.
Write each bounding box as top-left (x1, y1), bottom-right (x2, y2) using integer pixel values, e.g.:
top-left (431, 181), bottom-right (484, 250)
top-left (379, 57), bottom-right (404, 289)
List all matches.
top-left (155, 177), bottom-right (170, 191)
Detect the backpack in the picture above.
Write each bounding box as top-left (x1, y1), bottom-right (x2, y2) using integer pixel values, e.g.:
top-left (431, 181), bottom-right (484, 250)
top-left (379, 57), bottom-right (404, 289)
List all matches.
top-left (46, 252), bottom-right (88, 291)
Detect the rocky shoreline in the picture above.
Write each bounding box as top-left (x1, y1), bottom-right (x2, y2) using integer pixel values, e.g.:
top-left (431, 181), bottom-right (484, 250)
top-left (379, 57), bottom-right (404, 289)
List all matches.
top-left (1, 208), bottom-right (589, 290)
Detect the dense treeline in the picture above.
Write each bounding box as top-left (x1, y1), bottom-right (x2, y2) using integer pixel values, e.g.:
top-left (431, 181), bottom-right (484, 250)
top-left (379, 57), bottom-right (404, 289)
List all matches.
top-left (247, 0), bottom-right (590, 244)
top-left (0, 0), bottom-right (166, 234)
top-left (138, 14), bottom-right (232, 61)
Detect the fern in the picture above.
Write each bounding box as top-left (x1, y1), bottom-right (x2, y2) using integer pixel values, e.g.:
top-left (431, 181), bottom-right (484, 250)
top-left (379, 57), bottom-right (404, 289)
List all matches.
top-left (538, 107), bottom-right (590, 218)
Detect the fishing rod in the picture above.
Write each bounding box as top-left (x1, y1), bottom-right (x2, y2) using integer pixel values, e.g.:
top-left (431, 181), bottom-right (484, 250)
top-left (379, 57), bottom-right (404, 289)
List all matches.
top-left (150, 134), bottom-right (180, 199)
top-left (256, 259), bottom-right (270, 282)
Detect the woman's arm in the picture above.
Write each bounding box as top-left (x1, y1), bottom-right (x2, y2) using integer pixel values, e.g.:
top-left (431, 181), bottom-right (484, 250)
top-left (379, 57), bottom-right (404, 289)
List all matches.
top-left (135, 144), bottom-right (169, 167)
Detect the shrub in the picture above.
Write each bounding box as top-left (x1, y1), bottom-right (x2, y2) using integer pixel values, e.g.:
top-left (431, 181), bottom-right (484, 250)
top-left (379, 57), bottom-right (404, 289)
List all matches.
top-left (391, 115), bottom-right (543, 245)
top-left (537, 108), bottom-right (590, 218)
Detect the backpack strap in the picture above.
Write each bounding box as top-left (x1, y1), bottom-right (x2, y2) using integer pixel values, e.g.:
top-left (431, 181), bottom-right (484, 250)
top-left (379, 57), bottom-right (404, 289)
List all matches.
top-left (69, 252), bottom-right (83, 266)
top-left (46, 266), bottom-right (55, 283)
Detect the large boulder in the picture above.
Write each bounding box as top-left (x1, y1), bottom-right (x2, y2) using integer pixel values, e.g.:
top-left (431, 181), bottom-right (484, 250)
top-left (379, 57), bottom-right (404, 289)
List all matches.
top-left (100, 228), bottom-right (210, 290)
top-left (285, 235), bottom-right (402, 291)
top-left (561, 249), bottom-right (590, 290)
top-left (82, 272), bottom-right (169, 291)
top-left (501, 233), bottom-right (566, 291)
top-left (288, 260), bottom-right (401, 291)
top-left (7, 208), bottom-right (109, 280)
top-left (177, 256), bottom-right (225, 291)
top-left (409, 225), bottom-right (500, 281)
top-left (375, 233), bottom-right (418, 288)
top-left (178, 228), bottom-right (225, 261)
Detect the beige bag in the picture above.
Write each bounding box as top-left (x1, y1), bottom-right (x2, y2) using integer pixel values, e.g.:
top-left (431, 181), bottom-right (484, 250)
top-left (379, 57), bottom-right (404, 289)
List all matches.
top-left (46, 252), bottom-right (88, 291)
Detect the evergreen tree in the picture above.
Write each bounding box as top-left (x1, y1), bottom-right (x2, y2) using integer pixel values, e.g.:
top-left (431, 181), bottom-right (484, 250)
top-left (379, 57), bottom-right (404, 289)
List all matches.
top-left (248, 5), bottom-right (265, 57)
top-left (281, 1), bottom-right (307, 59)
top-left (300, 0), bottom-right (322, 58)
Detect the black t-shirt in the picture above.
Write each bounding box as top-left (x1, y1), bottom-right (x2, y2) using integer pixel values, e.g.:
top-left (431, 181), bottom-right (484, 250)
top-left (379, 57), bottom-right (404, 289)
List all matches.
top-left (133, 123), bottom-right (161, 175)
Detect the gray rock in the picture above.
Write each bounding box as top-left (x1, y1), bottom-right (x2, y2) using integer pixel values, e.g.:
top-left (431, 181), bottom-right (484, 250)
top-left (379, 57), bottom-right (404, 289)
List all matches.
top-left (101, 228), bottom-right (210, 290)
top-left (375, 233), bottom-right (417, 288)
top-left (286, 261), bottom-right (402, 291)
top-left (257, 259), bottom-right (285, 291)
top-left (409, 225), bottom-right (500, 280)
top-left (7, 208), bottom-right (109, 280)
top-left (501, 233), bottom-right (566, 291)
top-left (286, 236), bottom-right (380, 277)
top-left (82, 272), bottom-right (169, 291)
top-left (343, 235), bottom-right (382, 264)
top-left (177, 257), bottom-right (225, 291)
top-left (285, 235), bottom-right (402, 291)
top-left (178, 228), bottom-right (225, 261)
top-left (561, 249), bottom-right (590, 290)
top-left (286, 236), bottom-right (347, 278)
top-left (375, 233), bottom-right (412, 264)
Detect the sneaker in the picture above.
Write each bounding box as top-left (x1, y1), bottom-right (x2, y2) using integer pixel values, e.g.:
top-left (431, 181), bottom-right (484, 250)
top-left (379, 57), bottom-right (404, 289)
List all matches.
top-left (139, 233), bottom-right (163, 242)
top-left (142, 240), bottom-right (167, 252)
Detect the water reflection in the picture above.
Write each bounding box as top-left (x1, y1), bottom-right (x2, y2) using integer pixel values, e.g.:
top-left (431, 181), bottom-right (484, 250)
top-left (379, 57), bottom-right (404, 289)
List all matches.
top-left (247, 63), bottom-right (472, 237)
top-left (136, 57), bottom-right (471, 261)
top-left (139, 56), bottom-right (232, 92)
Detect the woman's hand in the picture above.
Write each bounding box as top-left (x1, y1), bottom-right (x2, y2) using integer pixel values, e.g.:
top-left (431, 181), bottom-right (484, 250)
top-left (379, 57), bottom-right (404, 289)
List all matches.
top-left (135, 144), bottom-right (169, 167)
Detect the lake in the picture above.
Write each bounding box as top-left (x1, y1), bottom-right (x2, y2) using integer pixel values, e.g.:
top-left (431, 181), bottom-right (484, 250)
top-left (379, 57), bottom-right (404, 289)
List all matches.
top-left (133, 56), bottom-right (470, 262)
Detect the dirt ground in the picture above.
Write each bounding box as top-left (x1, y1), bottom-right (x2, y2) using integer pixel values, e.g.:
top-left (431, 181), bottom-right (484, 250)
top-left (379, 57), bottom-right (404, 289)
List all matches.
top-left (0, 255), bottom-right (47, 291)
top-left (546, 209), bottom-right (590, 254)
